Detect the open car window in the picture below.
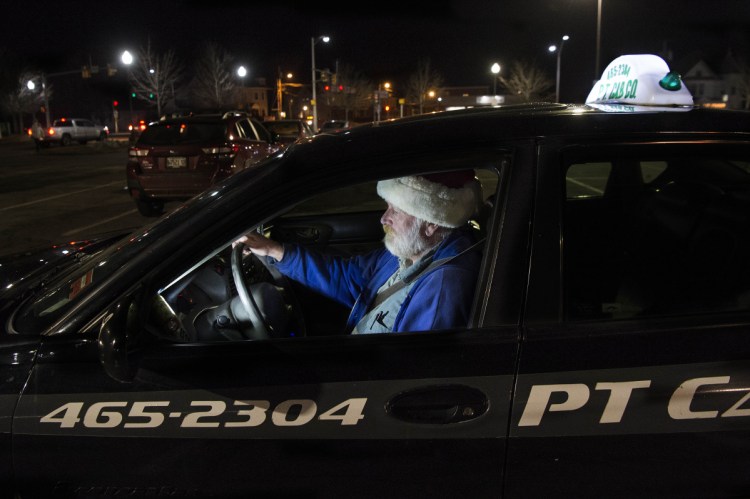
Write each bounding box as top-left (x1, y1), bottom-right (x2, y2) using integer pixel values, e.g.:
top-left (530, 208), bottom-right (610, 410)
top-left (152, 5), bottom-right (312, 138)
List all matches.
top-left (147, 165), bottom-right (502, 343)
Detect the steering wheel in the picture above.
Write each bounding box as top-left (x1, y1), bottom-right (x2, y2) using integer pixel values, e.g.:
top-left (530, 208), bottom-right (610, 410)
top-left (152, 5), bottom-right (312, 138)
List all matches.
top-left (230, 243), bottom-right (306, 339)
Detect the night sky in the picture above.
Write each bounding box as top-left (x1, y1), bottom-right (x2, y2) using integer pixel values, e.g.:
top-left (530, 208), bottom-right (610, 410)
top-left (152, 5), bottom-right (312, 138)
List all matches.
top-left (4, 0), bottom-right (750, 103)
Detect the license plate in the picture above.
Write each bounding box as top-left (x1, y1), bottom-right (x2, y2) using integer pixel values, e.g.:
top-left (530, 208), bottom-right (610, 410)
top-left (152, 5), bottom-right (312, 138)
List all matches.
top-left (166, 157), bottom-right (187, 168)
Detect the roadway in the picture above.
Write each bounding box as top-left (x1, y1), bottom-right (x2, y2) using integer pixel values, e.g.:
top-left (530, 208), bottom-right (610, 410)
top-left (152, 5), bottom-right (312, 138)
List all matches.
top-left (0, 136), bottom-right (176, 257)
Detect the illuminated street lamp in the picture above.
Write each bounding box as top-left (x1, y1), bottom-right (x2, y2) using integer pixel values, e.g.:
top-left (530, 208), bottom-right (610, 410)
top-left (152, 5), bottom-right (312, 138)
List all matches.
top-left (311, 35), bottom-right (330, 133)
top-left (121, 50), bottom-right (133, 66)
top-left (27, 76), bottom-right (50, 129)
top-left (120, 50), bottom-right (135, 131)
top-left (490, 62), bottom-right (501, 95)
top-left (548, 35), bottom-right (570, 103)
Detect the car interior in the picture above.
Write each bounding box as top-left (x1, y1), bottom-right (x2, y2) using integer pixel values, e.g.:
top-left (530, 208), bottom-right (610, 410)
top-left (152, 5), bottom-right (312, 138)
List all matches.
top-left (147, 168), bottom-right (501, 342)
top-left (564, 148), bottom-right (750, 321)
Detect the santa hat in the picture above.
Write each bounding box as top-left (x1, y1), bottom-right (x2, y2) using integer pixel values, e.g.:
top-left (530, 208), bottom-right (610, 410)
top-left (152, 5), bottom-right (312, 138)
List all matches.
top-left (377, 170), bottom-right (481, 228)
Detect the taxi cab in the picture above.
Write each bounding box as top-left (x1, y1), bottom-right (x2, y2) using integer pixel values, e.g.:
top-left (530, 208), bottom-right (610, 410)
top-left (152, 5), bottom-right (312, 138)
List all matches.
top-left (1, 55), bottom-right (749, 498)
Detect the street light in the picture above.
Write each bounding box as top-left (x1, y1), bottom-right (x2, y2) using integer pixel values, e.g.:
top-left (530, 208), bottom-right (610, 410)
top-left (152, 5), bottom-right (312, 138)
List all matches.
top-left (375, 81), bottom-right (391, 123)
top-left (548, 35), bottom-right (570, 103)
top-left (27, 76), bottom-right (50, 129)
top-left (490, 62), bottom-right (501, 95)
top-left (121, 50), bottom-right (135, 131)
top-left (311, 35), bottom-right (330, 133)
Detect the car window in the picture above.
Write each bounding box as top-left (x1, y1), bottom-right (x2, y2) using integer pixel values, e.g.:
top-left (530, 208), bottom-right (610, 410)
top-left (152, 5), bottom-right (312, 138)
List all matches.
top-left (146, 165), bottom-right (501, 342)
top-left (137, 122), bottom-right (227, 145)
top-left (252, 120), bottom-right (273, 142)
top-left (236, 119), bottom-right (259, 141)
top-left (564, 148), bottom-right (750, 321)
top-left (265, 122), bottom-right (299, 136)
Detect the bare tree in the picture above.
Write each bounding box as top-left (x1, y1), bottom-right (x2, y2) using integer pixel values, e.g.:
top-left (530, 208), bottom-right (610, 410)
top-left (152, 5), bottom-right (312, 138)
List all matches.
top-left (190, 42), bottom-right (237, 111)
top-left (127, 41), bottom-right (182, 117)
top-left (499, 60), bottom-right (555, 102)
top-left (330, 63), bottom-right (372, 121)
top-left (405, 59), bottom-right (444, 114)
top-left (1, 71), bottom-right (48, 133)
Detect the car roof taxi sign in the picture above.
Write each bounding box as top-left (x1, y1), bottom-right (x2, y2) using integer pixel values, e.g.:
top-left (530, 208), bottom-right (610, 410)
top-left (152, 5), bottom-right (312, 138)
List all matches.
top-left (585, 54), bottom-right (693, 107)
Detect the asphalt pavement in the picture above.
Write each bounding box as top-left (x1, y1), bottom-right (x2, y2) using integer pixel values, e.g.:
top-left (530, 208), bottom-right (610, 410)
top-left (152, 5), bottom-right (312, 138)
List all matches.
top-left (0, 134), bottom-right (175, 257)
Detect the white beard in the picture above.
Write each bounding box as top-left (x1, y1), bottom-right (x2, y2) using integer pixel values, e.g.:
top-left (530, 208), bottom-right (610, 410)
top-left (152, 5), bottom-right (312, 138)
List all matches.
top-left (383, 218), bottom-right (432, 260)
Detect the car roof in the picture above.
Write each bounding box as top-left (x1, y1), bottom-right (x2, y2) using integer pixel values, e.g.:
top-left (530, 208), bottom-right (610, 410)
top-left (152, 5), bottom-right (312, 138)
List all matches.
top-left (289, 104), bottom-right (750, 166)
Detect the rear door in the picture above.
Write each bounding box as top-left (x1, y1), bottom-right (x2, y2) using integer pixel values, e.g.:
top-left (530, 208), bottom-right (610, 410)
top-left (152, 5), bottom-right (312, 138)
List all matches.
top-left (505, 139), bottom-right (750, 497)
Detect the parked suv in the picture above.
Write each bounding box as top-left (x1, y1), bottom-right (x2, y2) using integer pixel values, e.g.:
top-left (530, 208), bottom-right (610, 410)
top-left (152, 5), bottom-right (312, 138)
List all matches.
top-left (36, 118), bottom-right (108, 146)
top-left (126, 113), bottom-right (280, 216)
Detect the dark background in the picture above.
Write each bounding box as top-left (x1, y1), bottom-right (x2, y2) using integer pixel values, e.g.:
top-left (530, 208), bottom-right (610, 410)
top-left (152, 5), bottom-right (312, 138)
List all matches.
top-left (2, 0), bottom-right (749, 105)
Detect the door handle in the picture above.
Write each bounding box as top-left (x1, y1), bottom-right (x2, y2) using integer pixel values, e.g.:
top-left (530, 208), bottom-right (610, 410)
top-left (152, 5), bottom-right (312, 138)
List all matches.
top-left (386, 384), bottom-right (489, 424)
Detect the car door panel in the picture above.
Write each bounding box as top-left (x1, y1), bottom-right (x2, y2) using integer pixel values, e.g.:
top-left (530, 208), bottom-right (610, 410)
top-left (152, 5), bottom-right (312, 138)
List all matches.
top-left (505, 140), bottom-right (750, 497)
top-left (14, 329), bottom-right (517, 498)
top-left (506, 323), bottom-right (750, 497)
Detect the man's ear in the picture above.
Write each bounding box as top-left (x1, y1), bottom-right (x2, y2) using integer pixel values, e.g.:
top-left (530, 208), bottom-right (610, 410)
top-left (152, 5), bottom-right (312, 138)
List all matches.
top-left (424, 223), bottom-right (439, 237)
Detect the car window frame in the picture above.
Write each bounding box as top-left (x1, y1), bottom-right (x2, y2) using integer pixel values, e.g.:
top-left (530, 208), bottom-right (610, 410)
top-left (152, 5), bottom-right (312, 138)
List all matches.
top-left (525, 137), bottom-right (750, 329)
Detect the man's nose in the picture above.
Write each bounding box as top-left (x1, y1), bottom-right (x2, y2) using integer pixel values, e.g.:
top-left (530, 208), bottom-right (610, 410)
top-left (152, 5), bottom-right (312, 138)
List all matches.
top-left (380, 207), bottom-right (392, 225)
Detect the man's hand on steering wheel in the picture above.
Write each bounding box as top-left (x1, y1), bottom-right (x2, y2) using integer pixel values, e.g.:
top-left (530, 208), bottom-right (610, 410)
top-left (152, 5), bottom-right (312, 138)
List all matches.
top-left (234, 232), bottom-right (285, 261)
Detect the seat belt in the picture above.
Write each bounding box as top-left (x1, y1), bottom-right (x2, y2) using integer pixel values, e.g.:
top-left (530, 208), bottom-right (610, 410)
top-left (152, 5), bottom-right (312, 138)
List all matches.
top-left (368, 237), bottom-right (485, 311)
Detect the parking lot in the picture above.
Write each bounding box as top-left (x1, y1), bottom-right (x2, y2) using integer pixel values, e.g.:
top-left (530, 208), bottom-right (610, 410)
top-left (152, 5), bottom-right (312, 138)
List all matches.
top-left (0, 135), bottom-right (174, 256)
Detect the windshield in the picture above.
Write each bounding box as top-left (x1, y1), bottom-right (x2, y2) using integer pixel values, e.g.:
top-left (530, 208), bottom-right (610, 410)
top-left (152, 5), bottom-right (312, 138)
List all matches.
top-left (138, 121), bottom-right (227, 145)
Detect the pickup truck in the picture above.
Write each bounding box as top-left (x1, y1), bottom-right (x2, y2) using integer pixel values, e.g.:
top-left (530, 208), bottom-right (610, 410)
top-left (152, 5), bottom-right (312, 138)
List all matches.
top-left (36, 118), bottom-right (108, 146)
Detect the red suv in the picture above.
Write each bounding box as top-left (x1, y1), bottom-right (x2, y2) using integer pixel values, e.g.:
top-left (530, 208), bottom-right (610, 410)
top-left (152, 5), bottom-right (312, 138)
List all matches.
top-left (126, 113), bottom-right (280, 216)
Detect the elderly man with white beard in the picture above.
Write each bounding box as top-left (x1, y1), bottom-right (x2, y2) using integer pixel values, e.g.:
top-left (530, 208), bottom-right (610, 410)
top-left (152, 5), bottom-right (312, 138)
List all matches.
top-left (236, 170), bottom-right (483, 334)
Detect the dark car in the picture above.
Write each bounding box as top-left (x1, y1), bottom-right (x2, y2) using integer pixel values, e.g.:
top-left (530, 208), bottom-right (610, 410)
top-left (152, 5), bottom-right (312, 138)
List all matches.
top-left (126, 112), bottom-right (280, 216)
top-left (2, 55), bottom-right (750, 498)
top-left (262, 118), bottom-right (314, 145)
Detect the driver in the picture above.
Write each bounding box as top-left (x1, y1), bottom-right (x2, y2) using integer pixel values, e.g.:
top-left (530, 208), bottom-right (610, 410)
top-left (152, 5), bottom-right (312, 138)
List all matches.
top-left (236, 170), bottom-right (483, 334)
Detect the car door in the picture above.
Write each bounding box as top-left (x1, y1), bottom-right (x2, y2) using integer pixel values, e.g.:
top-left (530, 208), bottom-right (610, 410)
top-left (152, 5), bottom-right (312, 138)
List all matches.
top-left (505, 139), bottom-right (750, 497)
top-left (11, 152), bottom-right (529, 498)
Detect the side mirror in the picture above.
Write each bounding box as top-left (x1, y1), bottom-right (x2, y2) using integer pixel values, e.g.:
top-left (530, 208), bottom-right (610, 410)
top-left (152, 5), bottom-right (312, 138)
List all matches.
top-left (98, 299), bottom-right (136, 382)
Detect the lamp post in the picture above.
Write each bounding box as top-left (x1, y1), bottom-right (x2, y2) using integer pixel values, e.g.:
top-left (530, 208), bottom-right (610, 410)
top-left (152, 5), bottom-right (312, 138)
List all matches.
top-left (120, 51), bottom-right (135, 128)
top-left (490, 62), bottom-right (501, 95)
top-left (548, 35), bottom-right (569, 103)
top-left (237, 65), bottom-right (248, 111)
top-left (27, 76), bottom-right (50, 129)
top-left (310, 35), bottom-right (330, 133)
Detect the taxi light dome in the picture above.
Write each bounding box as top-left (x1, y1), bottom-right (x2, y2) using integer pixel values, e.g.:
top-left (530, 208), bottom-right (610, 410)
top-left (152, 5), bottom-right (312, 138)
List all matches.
top-left (586, 54), bottom-right (693, 107)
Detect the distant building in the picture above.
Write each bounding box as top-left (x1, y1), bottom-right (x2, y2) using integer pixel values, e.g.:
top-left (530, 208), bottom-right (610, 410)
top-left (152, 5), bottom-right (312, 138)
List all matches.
top-left (681, 52), bottom-right (749, 110)
top-left (235, 85), bottom-right (270, 119)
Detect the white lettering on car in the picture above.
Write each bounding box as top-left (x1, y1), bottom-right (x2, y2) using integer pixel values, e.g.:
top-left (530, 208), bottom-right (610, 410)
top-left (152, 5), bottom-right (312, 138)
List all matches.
top-left (518, 376), bottom-right (750, 427)
top-left (518, 383), bottom-right (590, 426)
top-left (40, 398), bottom-right (368, 430)
top-left (668, 376), bottom-right (730, 420)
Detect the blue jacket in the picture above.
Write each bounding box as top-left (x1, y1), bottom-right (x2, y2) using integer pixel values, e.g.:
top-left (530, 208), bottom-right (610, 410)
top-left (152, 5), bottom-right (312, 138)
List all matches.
top-left (274, 230), bottom-right (481, 333)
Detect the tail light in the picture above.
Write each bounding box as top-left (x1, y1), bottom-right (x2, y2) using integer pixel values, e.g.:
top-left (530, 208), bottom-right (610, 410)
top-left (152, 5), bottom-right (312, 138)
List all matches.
top-left (47, 128), bottom-right (55, 136)
top-left (128, 148), bottom-right (150, 157)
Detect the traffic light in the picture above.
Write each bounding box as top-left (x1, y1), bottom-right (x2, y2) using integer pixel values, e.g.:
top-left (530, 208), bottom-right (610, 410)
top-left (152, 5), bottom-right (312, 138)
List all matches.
top-left (113, 100), bottom-right (119, 108)
top-left (338, 85), bottom-right (344, 92)
top-left (148, 92), bottom-right (155, 99)
top-left (323, 85), bottom-right (330, 92)
top-left (131, 91), bottom-right (136, 98)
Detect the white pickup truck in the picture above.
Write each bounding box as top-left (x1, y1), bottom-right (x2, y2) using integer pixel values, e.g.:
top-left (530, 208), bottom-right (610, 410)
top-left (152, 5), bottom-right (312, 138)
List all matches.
top-left (36, 118), bottom-right (108, 146)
